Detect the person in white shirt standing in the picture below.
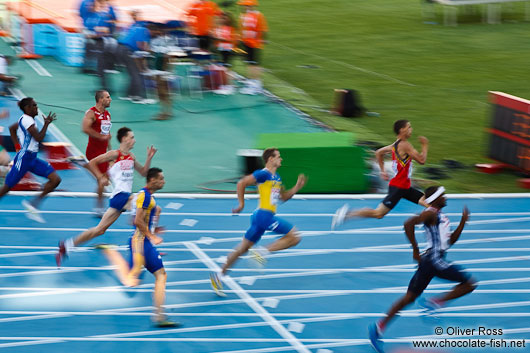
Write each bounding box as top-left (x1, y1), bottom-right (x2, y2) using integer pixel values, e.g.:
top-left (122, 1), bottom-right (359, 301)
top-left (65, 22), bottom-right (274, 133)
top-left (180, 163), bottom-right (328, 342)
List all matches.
top-left (0, 97), bottom-right (61, 222)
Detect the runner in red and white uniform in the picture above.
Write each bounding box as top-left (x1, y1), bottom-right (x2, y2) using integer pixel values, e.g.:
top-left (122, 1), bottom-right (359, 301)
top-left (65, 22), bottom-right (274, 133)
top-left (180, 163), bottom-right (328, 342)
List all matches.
top-left (83, 90), bottom-right (112, 216)
top-left (56, 127), bottom-right (157, 266)
top-left (331, 119), bottom-right (429, 229)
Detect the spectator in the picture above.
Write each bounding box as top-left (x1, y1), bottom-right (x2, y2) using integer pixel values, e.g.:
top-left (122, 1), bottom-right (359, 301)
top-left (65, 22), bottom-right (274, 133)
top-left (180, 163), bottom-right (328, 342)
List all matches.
top-left (211, 12), bottom-right (237, 94)
top-left (186, 0), bottom-right (222, 51)
top-left (0, 55), bottom-right (17, 96)
top-left (116, 11), bottom-right (155, 104)
top-left (238, 0), bottom-right (268, 95)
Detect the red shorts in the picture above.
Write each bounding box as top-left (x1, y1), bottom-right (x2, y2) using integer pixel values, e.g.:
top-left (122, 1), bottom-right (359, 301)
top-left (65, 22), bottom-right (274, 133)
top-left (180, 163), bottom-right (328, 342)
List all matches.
top-left (86, 148), bottom-right (109, 174)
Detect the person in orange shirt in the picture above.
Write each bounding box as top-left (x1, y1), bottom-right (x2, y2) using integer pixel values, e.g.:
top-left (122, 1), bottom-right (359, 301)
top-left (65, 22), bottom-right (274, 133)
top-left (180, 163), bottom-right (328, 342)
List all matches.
top-left (211, 12), bottom-right (238, 94)
top-left (238, 0), bottom-right (268, 95)
top-left (186, 0), bottom-right (221, 51)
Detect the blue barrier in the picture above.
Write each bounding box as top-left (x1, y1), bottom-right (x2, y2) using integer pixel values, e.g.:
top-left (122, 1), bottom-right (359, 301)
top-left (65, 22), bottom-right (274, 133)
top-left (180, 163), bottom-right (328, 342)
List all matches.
top-left (56, 27), bottom-right (84, 67)
top-left (32, 24), bottom-right (58, 56)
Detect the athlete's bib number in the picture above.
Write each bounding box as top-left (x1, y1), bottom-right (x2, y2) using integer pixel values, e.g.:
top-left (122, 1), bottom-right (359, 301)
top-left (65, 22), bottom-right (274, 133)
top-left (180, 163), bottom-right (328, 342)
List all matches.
top-left (270, 187), bottom-right (280, 205)
top-left (101, 121), bottom-right (112, 135)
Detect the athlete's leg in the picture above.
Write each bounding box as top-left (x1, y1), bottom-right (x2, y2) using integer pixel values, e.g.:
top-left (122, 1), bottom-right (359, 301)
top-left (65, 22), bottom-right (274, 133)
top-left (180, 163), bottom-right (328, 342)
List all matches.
top-left (221, 238), bottom-right (255, 275)
top-left (266, 227), bottom-right (301, 252)
top-left (347, 202), bottom-right (391, 220)
top-left (380, 291), bottom-right (419, 329)
top-left (73, 207), bottom-right (122, 246)
top-left (0, 184), bottom-right (10, 199)
top-left (153, 268), bottom-right (168, 319)
top-left (31, 171), bottom-right (61, 208)
top-left (437, 278), bottom-right (477, 303)
top-left (431, 266), bottom-right (477, 305)
top-left (99, 246), bottom-right (138, 286)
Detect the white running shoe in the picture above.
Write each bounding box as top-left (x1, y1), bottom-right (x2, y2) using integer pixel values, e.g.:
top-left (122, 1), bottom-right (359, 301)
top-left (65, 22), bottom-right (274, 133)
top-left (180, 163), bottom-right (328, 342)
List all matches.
top-left (331, 204), bottom-right (349, 230)
top-left (22, 200), bottom-right (45, 223)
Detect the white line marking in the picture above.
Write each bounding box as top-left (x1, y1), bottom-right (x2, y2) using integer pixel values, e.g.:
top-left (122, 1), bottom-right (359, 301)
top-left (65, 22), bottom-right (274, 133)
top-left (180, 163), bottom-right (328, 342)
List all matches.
top-left (6, 191), bottom-right (530, 199)
top-left (185, 242), bottom-right (311, 353)
top-left (24, 59), bottom-right (52, 77)
top-left (270, 41), bottom-right (416, 87)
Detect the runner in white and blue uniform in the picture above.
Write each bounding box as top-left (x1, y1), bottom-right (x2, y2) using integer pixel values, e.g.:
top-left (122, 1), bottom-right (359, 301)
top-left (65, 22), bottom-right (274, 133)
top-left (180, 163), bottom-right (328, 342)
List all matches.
top-left (56, 126), bottom-right (157, 266)
top-left (368, 186), bottom-right (477, 353)
top-left (0, 97), bottom-right (61, 223)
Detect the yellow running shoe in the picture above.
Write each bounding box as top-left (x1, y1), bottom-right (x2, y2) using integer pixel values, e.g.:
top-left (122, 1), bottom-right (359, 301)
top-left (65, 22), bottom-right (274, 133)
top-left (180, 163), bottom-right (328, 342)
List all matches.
top-left (210, 272), bottom-right (226, 297)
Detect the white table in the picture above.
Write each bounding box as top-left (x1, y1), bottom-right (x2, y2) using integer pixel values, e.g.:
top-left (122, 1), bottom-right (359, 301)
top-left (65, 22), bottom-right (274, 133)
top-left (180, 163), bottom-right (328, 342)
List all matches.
top-left (431, 0), bottom-right (530, 25)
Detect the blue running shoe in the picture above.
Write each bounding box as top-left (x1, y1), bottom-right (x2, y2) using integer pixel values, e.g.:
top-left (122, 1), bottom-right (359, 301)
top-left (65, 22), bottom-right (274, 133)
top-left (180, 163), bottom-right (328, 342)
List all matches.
top-left (368, 323), bottom-right (384, 353)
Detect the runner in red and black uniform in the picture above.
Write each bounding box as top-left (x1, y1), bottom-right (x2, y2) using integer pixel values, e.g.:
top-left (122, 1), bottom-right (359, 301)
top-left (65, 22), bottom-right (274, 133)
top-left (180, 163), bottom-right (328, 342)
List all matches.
top-left (332, 119), bottom-right (429, 229)
top-left (83, 90), bottom-right (112, 217)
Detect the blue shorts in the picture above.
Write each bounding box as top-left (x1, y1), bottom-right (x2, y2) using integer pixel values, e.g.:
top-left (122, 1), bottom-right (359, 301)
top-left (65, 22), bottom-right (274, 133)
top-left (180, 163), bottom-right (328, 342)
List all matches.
top-left (128, 235), bottom-right (164, 274)
top-left (244, 209), bottom-right (294, 243)
top-left (109, 192), bottom-right (131, 211)
top-left (5, 151), bottom-right (55, 188)
top-left (408, 256), bottom-right (471, 294)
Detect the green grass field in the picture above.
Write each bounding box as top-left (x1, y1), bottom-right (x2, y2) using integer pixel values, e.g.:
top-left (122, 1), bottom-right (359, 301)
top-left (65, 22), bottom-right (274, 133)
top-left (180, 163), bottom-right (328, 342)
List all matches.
top-left (228, 0), bottom-right (530, 192)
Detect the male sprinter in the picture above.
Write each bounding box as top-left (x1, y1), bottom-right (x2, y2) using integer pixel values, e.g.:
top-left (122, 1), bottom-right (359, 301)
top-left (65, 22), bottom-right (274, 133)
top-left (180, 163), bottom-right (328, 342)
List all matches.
top-left (56, 127), bottom-right (156, 266)
top-left (211, 147), bottom-right (306, 296)
top-left (97, 168), bottom-right (178, 327)
top-left (332, 119), bottom-right (429, 229)
top-left (368, 186), bottom-right (477, 353)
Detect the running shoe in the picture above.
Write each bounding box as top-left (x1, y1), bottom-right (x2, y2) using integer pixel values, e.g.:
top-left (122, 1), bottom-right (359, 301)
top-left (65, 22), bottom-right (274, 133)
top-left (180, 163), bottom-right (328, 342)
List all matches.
top-left (210, 272), bottom-right (226, 297)
top-left (22, 200), bottom-right (45, 223)
top-left (55, 240), bottom-right (67, 267)
top-left (250, 247), bottom-right (268, 267)
top-left (153, 315), bottom-right (180, 328)
top-left (331, 204), bottom-right (348, 230)
top-left (368, 323), bottom-right (384, 353)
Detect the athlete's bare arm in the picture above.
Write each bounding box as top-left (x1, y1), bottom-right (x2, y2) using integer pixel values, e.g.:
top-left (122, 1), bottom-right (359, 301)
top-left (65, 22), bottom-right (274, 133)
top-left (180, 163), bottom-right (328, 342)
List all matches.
top-left (232, 174), bottom-right (256, 213)
top-left (449, 206), bottom-right (469, 245)
top-left (135, 207), bottom-right (162, 245)
top-left (26, 112), bottom-right (56, 142)
top-left (87, 149), bottom-right (119, 183)
top-left (401, 136), bottom-right (428, 165)
top-left (133, 145), bottom-right (157, 177)
top-left (82, 109), bottom-right (110, 142)
top-left (404, 209), bottom-right (436, 262)
top-left (8, 122), bottom-right (18, 148)
top-left (375, 144), bottom-right (393, 181)
top-left (280, 174), bottom-right (307, 201)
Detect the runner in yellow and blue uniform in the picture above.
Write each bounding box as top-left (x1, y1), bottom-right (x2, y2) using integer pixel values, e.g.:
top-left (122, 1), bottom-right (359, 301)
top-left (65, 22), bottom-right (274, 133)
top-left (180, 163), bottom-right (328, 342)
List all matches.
top-left (96, 168), bottom-right (178, 327)
top-left (211, 147), bottom-right (307, 296)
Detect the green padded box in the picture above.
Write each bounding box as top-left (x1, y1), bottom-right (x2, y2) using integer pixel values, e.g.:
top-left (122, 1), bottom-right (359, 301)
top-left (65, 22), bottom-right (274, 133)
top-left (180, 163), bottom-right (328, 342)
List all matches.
top-left (256, 132), bottom-right (368, 193)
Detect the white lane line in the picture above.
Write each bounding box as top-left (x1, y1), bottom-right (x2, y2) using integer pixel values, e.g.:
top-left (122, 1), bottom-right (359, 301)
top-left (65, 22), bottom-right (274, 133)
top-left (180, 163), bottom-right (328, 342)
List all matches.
top-left (3, 209), bottom-right (530, 217)
top-left (270, 41), bottom-right (416, 87)
top-left (24, 59), bottom-right (52, 77)
top-left (184, 242), bottom-right (311, 353)
top-left (2, 265), bottom-right (530, 273)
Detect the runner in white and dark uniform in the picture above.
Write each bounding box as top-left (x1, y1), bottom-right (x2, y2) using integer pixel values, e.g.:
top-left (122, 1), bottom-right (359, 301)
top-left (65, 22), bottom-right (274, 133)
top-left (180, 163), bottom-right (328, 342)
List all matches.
top-left (368, 186), bottom-right (477, 353)
top-left (0, 97), bottom-right (61, 223)
top-left (56, 126), bottom-right (157, 266)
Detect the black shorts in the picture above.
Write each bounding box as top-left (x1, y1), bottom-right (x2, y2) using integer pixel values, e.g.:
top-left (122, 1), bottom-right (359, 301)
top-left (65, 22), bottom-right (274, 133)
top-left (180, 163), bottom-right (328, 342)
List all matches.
top-left (243, 44), bottom-right (260, 65)
top-left (408, 256), bottom-right (471, 295)
top-left (382, 185), bottom-right (423, 210)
